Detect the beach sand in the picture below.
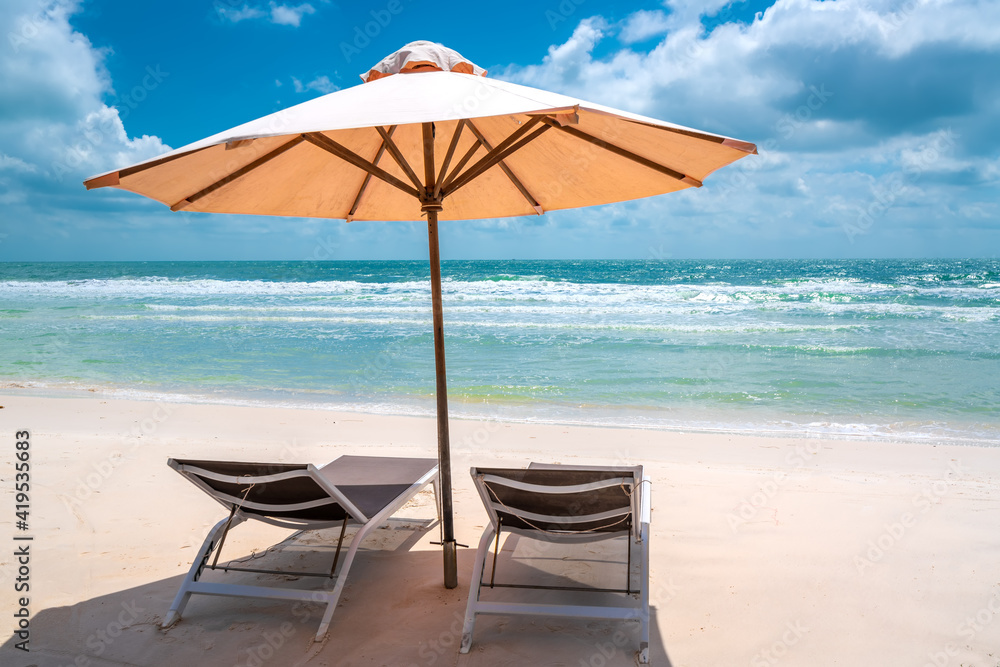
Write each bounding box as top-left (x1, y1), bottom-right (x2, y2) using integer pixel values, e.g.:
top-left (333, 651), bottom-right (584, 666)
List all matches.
top-left (1, 393), bottom-right (998, 666)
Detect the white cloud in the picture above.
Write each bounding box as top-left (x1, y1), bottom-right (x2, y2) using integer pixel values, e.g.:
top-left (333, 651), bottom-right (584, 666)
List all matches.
top-left (499, 18), bottom-right (653, 109)
top-left (269, 2), bottom-right (315, 27)
top-left (0, 0), bottom-right (169, 232)
top-left (619, 10), bottom-right (672, 44)
top-left (495, 0), bottom-right (1000, 255)
top-left (216, 3), bottom-right (266, 23)
top-left (292, 75), bottom-right (340, 94)
top-left (504, 0), bottom-right (1000, 123)
top-left (0, 154), bottom-right (38, 173)
top-left (664, 0), bottom-right (743, 20)
top-left (217, 2), bottom-right (316, 27)
top-left (3, 1), bottom-right (110, 121)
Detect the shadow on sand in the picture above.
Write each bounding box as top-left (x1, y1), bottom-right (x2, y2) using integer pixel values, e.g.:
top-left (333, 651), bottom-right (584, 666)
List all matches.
top-left (2, 521), bottom-right (672, 667)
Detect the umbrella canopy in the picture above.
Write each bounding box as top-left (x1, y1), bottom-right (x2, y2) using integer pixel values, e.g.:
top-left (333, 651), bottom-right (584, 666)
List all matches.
top-left (84, 41), bottom-right (755, 221)
top-left (85, 40), bottom-right (757, 588)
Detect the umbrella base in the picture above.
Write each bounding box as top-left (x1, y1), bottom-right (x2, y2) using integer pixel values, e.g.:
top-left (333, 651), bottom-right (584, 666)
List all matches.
top-left (443, 539), bottom-right (458, 589)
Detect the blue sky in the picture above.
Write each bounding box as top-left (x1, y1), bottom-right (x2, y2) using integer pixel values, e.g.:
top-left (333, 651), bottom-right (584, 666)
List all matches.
top-left (0, 0), bottom-right (997, 261)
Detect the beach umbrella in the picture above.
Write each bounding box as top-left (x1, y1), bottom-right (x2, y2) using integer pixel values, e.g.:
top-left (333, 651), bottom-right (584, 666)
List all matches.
top-left (84, 40), bottom-right (757, 588)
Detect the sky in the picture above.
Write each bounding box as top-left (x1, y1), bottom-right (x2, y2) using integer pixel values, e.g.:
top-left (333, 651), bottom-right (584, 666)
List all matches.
top-left (0, 0), bottom-right (997, 261)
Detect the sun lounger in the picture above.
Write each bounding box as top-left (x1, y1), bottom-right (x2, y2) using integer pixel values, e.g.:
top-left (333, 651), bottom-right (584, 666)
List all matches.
top-left (460, 462), bottom-right (651, 663)
top-left (162, 455), bottom-right (438, 641)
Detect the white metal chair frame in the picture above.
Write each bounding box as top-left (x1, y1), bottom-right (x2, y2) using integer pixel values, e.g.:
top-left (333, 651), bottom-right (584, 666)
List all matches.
top-left (162, 457), bottom-right (440, 642)
top-left (460, 463), bottom-right (651, 664)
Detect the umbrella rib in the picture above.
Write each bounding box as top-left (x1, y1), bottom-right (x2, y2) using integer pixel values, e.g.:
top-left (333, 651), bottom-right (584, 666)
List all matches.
top-left (465, 120), bottom-right (544, 215)
top-left (86, 151), bottom-right (186, 189)
top-left (303, 132), bottom-right (421, 199)
top-left (348, 126), bottom-right (396, 222)
top-left (169, 135), bottom-right (306, 211)
top-left (421, 122), bottom-right (437, 193)
top-left (439, 136), bottom-right (483, 194)
top-left (375, 126), bottom-right (423, 191)
top-left (433, 120), bottom-right (465, 200)
top-left (440, 116), bottom-right (542, 194)
top-left (443, 122), bottom-right (551, 197)
top-left (539, 118), bottom-right (703, 187)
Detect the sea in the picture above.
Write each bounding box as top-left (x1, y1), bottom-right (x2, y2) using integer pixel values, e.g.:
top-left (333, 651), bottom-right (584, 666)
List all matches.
top-left (1, 259), bottom-right (998, 445)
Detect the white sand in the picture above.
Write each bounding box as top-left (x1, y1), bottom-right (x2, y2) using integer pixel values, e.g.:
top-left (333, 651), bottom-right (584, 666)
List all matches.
top-left (1, 393), bottom-right (999, 666)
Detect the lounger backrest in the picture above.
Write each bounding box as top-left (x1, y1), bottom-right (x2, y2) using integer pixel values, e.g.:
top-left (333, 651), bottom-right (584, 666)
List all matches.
top-left (168, 459), bottom-right (365, 523)
top-left (471, 465), bottom-right (643, 539)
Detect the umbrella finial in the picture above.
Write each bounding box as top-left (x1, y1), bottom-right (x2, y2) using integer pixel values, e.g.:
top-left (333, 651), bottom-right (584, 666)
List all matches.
top-left (361, 41), bottom-right (487, 82)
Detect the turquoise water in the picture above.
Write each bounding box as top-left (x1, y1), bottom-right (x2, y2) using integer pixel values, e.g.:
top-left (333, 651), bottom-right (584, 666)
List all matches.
top-left (1, 259), bottom-right (998, 443)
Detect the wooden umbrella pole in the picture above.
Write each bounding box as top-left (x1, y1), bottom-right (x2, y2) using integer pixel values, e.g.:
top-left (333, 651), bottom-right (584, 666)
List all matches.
top-left (422, 122), bottom-right (458, 589)
top-left (427, 208), bottom-right (457, 588)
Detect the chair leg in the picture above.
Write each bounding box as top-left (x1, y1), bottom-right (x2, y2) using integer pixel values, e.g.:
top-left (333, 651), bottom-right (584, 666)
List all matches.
top-left (431, 475), bottom-right (442, 522)
top-left (314, 470), bottom-right (440, 641)
top-left (460, 525), bottom-right (497, 654)
top-left (313, 596), bottom-right (337, 642)
top-left (312, 514), bottom-right (385, 641)
top-left (162, 516), bottom-right (236, 628)
top-left (638, 520), bottom-right (650, 663)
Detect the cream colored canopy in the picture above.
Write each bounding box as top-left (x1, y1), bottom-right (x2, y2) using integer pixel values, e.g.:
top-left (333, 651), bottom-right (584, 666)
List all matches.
top-left (84, 44), bottom-right (755, 222)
